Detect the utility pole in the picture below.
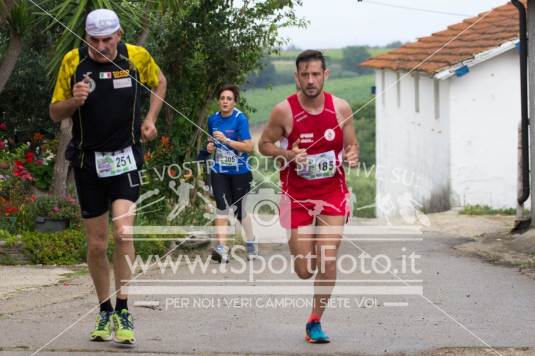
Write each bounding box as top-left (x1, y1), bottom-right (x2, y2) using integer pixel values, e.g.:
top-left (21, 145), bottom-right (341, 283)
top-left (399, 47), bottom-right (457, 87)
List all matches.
top-left (529, 0), bottom-right (535, 225)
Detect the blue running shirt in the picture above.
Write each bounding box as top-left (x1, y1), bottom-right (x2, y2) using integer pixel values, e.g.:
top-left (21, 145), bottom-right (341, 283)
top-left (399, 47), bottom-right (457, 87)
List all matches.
top-left (208, 109), bottom-right (252, 175)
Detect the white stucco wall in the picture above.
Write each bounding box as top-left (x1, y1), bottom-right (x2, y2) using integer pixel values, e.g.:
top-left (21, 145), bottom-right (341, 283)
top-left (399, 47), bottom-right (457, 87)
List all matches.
top-left (449, 49), bottom-right (522, 209)
top-left (375, 69), bottom-right (450, 218)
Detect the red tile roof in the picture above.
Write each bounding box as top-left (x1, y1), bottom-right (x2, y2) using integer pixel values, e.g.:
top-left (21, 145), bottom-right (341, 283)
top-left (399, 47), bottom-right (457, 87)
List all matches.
top-left (361, 1), bottom-right (522, 75)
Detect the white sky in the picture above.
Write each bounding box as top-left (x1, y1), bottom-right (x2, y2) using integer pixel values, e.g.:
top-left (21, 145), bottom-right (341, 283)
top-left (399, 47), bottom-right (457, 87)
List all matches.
top-left (279, 0), bottom-right (510, 48)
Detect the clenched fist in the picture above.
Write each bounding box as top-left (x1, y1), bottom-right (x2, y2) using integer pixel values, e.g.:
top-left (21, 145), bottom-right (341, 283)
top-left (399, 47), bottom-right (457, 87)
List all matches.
top-left (141, 119), bottom-right (158, 142)
top-left (289, 139), bottom-right (307, 165)
top-left (72, 80), bottom-right (90, 107)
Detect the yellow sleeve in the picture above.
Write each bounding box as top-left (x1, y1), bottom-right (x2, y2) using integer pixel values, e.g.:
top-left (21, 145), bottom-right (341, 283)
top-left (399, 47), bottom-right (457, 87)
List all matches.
top-left (51, 49), bottom-right (79, 104)
top-left (126, 43), bottom-right (161, 88)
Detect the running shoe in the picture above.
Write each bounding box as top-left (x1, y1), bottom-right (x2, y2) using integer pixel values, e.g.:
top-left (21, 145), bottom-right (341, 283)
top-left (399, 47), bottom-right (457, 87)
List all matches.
top-left (305, 320), bottom-right (330, 343)
top-left (212, 244), bottom-right (229, 263)
top-left (90, 311), bottom-right (113, 341)
top-left (112, 309), bottom-right (136, 345)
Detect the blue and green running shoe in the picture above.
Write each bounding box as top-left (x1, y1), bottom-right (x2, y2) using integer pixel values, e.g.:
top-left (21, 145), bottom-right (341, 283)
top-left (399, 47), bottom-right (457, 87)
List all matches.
top-left (305, 320), bottom-right (330, 344)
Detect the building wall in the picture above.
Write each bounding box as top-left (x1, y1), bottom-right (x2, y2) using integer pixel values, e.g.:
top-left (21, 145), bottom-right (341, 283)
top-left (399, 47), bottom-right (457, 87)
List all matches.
top-left (375, 69), bottom-right (450, 218)
top-left (449, 49), bottom-right (522, 208)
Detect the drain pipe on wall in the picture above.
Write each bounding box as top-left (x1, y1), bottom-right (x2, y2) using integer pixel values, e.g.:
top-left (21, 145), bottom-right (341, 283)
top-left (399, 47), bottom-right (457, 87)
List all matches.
top-left (511, 0), bottom-right (530, 229)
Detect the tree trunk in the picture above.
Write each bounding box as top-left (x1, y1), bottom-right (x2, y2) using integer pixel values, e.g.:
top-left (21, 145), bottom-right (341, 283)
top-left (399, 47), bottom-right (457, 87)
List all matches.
top-left (0, 30), bottom-right (22, 94)
top-left (188, 97), bottom-right (212, 161)
top-left (0, 0), bottom-right (17, 25)
top-left (49, 118), bottom-right (72, 196)
top-left (137, 28), bottom-right (150, 46)
top-left (137, 13), bottom-right (151, 46)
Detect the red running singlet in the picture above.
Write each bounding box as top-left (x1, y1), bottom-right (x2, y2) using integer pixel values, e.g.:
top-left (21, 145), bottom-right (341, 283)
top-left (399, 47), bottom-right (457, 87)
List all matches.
top-left (278, 92), bottom-right (349, 228)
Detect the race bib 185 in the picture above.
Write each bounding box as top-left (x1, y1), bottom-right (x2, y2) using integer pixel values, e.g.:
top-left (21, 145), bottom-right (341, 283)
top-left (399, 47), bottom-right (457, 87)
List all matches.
top-left (297, 150), bottom-right (337, 180)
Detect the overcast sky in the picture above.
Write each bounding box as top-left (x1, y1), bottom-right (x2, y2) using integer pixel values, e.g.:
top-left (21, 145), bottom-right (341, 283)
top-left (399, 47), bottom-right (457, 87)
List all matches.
top-left (279, 0), bottom-right (509, 48)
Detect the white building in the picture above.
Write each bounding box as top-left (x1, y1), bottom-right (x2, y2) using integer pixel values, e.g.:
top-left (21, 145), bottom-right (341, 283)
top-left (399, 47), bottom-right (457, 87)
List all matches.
top-left (361, 1), bottom-right (523, 214)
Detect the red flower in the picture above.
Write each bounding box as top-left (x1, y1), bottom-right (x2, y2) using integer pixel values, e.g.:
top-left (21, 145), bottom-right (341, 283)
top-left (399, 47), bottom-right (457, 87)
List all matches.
top-left (13, 161), bottom-right (32, 181)
top-left (25, 151), bottom-right (35, 164)
top-left (5, 206), bottom-right (18, 216)
top-left (160, 136), bottom-right (170, 148)
top-left (0, 123), bottom-right (7, 131)
top-left (31, 195), bottom-right (37, 202)
top-left (0, 141), bottom-right (5, 150)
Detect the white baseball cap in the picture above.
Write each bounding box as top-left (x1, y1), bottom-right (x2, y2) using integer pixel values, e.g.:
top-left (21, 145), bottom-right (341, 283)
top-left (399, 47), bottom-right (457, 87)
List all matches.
top-left (85, 9), bottom-right (121, 37)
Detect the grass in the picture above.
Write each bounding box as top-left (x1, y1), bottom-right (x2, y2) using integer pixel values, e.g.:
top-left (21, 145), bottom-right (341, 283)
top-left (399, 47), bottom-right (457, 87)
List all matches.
top-left (59, 266), bottom-right (89, 282)
top-left (346, 168), bottom-right (376, 218)
top-left (243, 75), bottom-right (375, 124)
top-left (459, 204), bottom-right (524, 216)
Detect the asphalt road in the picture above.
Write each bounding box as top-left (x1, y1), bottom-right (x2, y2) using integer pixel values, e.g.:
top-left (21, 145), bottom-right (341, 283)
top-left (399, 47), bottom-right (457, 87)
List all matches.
top-left (1, 230), bottom-right (535, 355)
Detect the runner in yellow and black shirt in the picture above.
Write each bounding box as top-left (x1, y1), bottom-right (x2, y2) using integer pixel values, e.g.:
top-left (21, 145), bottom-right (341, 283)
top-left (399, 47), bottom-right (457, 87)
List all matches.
top-left (49, 8), bottom-right (167, 346)
top-left (51, 38), bottom-right (161, 166)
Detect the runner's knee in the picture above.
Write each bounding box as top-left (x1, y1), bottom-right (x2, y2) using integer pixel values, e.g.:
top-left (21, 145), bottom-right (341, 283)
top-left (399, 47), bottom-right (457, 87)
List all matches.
top-left (87, 235), bottom-right (108, 255)
top-left (294, 260), bottom-right (315, 279)
top-left (113, 225), bottom-right (133, 245)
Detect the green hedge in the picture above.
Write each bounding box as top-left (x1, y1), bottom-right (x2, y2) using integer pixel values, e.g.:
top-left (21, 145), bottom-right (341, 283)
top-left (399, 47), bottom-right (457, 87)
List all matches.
top-left (21, 229), bottom-right (86, 265)
top-left (19, 230), bottom-right (170, 265)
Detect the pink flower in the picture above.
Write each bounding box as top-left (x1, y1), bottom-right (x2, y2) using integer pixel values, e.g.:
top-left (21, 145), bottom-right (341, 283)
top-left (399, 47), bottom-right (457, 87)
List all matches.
top-left (52, 207), bottom-right (60, 213)
top-left (0, 123), bottom-right (7, 131)
top-left (0, 141), bottom-right (5, 150)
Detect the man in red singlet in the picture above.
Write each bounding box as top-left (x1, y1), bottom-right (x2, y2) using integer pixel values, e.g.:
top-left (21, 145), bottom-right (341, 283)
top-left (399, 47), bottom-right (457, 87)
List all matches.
top-left (259, 50), bottom-right (359, 343)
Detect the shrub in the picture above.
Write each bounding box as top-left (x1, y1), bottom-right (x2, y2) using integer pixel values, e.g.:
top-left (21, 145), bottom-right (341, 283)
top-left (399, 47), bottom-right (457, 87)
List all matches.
top-left (21, 229), bottom-right (86, 265)
top-left (19, 229), bottom-right (170, 265)
top-left (29, 195), bottom-right (81, 227)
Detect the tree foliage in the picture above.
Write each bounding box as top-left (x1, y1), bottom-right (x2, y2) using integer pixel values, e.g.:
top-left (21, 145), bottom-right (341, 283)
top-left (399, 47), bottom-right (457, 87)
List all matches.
top-left (148, 0), bottom-right (304, 163)
top-left (341, 45), bottom-right (372, 74)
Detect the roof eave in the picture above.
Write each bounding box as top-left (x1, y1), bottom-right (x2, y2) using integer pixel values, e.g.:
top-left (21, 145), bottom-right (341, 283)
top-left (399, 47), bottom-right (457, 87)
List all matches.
top-left (433, 39), bottom-right (519, 80)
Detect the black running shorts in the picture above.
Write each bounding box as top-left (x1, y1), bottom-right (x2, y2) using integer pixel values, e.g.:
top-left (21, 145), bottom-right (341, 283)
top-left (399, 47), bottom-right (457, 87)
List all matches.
top-left (73, 166), bottom-right (141, 219)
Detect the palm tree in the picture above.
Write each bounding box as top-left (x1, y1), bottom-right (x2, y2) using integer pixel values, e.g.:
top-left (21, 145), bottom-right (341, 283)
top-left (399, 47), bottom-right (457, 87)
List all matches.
top-left (0, 0), bottom-right (32, 93)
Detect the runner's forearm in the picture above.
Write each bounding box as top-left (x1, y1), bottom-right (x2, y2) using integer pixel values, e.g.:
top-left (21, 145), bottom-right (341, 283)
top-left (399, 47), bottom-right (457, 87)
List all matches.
top-left (259, 141), bottom-right (292, 160)
top-left (145, 71), bottom-right (167, 123)
top-left (49, 98), bottom-right (79, 122)
top-left (228, 140), bottom-right (254, 153)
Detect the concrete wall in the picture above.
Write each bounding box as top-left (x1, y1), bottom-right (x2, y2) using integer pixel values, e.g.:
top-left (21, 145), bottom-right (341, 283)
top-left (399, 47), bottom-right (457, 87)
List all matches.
top-left (375, 69), bottom-right (450, 218)
top-left (449, 49), bottom-right (522, 208)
